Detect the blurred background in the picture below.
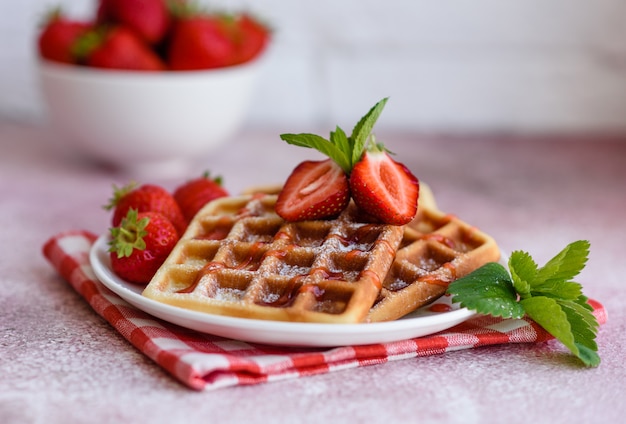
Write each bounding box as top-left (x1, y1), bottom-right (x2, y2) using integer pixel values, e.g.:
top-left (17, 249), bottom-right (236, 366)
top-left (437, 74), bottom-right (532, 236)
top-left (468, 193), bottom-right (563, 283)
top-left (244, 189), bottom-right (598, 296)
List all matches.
top-left (2, 0), bottom-right (626, 134)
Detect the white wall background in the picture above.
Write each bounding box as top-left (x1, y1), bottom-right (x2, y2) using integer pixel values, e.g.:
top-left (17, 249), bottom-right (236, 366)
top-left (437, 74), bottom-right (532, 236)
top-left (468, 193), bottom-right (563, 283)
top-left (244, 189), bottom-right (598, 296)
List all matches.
top-left (1, 0), bottom-right (625, 133)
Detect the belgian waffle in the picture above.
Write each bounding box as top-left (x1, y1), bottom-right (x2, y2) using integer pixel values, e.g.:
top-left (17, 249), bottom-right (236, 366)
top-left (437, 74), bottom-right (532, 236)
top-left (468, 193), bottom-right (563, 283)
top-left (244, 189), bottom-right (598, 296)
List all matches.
top-left (367, 204), bottom-right (501, 322)
top-left (234, 181), bottom-right (499, 322)
top-left (142, 194), bottom-right (404, 323)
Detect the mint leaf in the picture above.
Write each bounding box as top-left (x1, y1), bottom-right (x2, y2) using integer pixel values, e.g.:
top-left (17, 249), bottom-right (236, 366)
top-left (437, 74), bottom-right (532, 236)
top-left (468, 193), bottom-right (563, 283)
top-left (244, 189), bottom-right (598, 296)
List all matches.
top-left (530, 280), bottom-right (583, 300)
top-left (521, 296), bottom-right (576, 350)
top-left (573, 294), bottom-right (595, 312)
top-left (521, 296), bottom-right (600, 367)
top-left (508, 250), bottom-right (537, 297)
top-left (280, 133), bottom-right (351, 173)
top-left (349, 97), bottom-right (388, 168)
top-left (535, 240), bottom-right (590, 287)
top-left (447, 240), bottom-right (600, 367)
top-left (559, 298), bottom-right (599, 339)
top-left (574, 343), bottom-right (601, 367)
top-left (279, 98), bottom-right (390, 173)
top-left (329, 126), bottom-right (350, 166)
top-left (447, 262), bottom-right (525, 319)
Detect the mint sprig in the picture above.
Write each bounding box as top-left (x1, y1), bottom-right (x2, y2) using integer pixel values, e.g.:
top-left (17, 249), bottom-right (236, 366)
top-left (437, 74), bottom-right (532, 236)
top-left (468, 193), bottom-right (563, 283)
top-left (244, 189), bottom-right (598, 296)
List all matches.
top-left (280, 97), bottom-right (388, 174)
top-left (447, 240), bottom-right (600, 367)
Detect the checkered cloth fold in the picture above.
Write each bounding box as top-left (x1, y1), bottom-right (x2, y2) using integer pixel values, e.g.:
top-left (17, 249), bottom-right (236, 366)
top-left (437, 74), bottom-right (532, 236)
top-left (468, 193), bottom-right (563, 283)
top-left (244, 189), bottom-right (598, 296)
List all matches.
top-left (43, 230), bottom-right (607, 391)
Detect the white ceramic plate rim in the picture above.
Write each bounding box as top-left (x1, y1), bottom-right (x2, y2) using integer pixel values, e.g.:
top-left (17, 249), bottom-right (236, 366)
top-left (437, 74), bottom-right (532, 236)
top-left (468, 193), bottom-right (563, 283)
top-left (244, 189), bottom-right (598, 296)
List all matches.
top-left (90, 235), bottom-right (481, 347)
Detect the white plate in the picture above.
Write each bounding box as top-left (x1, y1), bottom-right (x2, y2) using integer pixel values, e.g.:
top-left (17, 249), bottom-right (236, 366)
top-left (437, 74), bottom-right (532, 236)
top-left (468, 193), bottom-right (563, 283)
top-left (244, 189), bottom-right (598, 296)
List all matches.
top-left (90, 235), bottom-right (479, 347)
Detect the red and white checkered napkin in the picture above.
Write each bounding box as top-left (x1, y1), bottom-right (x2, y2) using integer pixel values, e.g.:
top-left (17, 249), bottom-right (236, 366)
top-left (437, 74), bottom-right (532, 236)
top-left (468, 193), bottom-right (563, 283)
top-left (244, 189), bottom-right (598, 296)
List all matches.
top-left (43, 230), bottom-right (607, 391)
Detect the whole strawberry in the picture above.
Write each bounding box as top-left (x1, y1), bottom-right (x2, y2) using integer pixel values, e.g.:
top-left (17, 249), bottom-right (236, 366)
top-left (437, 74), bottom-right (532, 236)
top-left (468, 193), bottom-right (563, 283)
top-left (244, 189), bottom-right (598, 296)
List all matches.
top-left (167, 14), bottom-right (238, 70)
top-left (105, 183), bottom-right (187, 235)
top-left (97, 0), bottom-right (171, 45)
top-left (38, 9), bottom-right (92, 64)
top-left (232, 13), bottom-right (270, 65)
top-left (173, 172), bottom-right (229, 221)
top-left (109, 209), bottom-right (179, 284)
top-left (349, 143), bottom-right (419, 225)
top-left (77, 26), bottom-right (166, 71)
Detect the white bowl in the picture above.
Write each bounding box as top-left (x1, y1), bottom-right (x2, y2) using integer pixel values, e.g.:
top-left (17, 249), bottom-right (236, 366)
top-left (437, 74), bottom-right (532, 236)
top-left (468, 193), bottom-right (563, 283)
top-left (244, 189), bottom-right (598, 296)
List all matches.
top-left (38, 59), bottom-right (261, 174)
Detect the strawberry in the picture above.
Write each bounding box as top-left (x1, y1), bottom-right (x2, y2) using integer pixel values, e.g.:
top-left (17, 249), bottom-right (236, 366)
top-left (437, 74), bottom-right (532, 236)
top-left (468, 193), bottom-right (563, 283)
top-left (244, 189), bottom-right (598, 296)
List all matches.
top-left (349, 144), bottom-right (419, 225)
top-left (108, 209), bottom-right (179, 284)
top-left (37, 10), bottom-right (92, 64)
top-left (77, 26), bottom-right (166, 71)
top-left (278, 97), bottom-right (420, 224)
top-left (232, 13), bottom-right (270, 64)
top-left (173, 172), bottom-right (229, 221)
top-left (276, 159), bottom-right (350, 221)
top-left (96, 0), bottom-right (171, 45)
top-left (105, 183), bottom-right (187, 235)
top-left (167, 14), bottom-right (238, 70)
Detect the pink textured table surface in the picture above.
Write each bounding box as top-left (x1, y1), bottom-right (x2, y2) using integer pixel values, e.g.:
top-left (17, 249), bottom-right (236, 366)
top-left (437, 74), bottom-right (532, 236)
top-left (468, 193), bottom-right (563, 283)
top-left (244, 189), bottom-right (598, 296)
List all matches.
top-left (1, 121), bottom-right (625, 423)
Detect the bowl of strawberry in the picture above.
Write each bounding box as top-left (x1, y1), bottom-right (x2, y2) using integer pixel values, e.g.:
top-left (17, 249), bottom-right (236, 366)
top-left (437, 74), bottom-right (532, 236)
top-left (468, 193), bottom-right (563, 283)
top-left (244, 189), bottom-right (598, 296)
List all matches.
top-left (36, 0), bottom-right (270, 173)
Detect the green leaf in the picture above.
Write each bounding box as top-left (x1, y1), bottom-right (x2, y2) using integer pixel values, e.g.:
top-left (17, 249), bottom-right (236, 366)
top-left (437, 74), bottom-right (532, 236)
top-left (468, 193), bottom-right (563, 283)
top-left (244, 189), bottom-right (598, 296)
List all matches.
top-left (279, 133), bottom-right (351, 173)
top-left (574, 343), bottom-right (601, 367)
top-left (329, 126), bottom-right (351, 164)
top-left (573, 294), bottom-right (594, 312)
top-left (349, 97), bottom-right (388, 168)
top-left (558, 298), bottom-right (600, 338)
top-left (521, 296), bottom-right (600, 367)
top-left (530, 280), bottom-right (583, 300)
top-left (535, 240), bottom-right (590, 287)
top-left (447, 262), bottom-right (525, 319)
top-left (508, 250), bottom-right (537, 297)
top-left (449, 240), bottom-right (600, 366)
top-left (279, 98), bottom-right (391, 173)
top-left (521, 296), bottom-right (576, 351)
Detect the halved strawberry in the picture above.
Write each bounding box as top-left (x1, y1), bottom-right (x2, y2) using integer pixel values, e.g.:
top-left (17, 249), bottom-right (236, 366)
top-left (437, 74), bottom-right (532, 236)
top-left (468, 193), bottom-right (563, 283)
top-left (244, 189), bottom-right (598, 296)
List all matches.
top-left (277, 97), bottom-right (420, 224)
top-left (275, 159), bottom-right (350, 221)
top-left (349, 144), bottom-right (419, 225)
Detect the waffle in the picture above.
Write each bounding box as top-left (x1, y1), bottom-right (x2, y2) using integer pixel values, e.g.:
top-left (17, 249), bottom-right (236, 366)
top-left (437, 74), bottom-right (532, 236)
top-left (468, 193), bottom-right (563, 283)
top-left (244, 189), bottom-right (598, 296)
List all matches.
top-left (142, 193), bottom-right (405, 323)
top-left (367, 204), bottom-right (501, 322)
top-left (236, 181), bottom-right (500, 322)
